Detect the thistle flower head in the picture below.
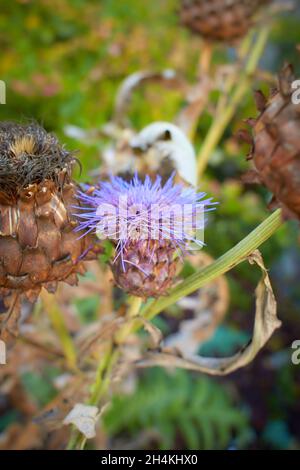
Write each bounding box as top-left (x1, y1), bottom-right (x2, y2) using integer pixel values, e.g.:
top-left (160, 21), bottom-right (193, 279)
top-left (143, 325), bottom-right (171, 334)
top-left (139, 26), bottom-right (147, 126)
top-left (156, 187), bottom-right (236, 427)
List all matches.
top-left (75, 174), bottom-right (217, 297)
top-left (77, 174), bottom-right (215, 255)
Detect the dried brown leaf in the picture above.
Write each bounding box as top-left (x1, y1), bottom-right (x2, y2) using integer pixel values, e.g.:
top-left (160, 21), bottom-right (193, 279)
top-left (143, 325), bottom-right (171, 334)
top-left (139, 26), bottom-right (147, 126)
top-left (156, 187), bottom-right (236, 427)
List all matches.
top-left (136, 250), bottom-right (281, 375)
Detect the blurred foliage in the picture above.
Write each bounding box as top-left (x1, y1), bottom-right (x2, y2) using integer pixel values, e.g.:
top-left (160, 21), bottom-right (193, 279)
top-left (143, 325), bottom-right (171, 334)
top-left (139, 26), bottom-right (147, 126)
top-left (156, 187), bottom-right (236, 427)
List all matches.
top-left (104, 368), bottom-right (252, 450)
top-left (262, 420), bottom-right (296, 450)
top-left (0, 0), bottom-right (300, 451)
top-left (198, 326), bottom-right (250, 357)
top-left (21, 370), bottom-right (58, 408)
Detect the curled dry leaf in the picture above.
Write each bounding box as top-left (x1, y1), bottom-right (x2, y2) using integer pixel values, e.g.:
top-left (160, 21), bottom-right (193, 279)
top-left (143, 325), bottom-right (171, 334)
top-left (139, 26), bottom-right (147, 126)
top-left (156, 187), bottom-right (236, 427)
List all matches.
top-left (136, 250), bottom-right (281, 375)
top-left (63, 403), bottom-right (99, 439)
top-left (114, 69), bottom-right (188, 126)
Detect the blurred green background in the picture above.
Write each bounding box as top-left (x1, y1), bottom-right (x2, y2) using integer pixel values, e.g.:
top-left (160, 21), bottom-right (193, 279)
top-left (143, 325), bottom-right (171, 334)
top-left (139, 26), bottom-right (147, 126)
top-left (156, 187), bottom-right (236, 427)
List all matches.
top-left (0, 0), bottom-right (300, 450)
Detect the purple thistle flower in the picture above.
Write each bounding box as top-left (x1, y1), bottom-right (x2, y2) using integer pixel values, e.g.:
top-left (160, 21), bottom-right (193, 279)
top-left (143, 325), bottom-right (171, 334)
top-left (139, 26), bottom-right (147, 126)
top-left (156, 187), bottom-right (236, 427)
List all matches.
top-left (75, 174), bottom-right (217, 298)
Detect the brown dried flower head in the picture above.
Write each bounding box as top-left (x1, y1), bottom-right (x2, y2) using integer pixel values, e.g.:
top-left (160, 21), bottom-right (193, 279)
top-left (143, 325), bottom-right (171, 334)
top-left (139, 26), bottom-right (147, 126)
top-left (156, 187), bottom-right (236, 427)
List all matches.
top-left (242, 64), bottom-right (300, 221)
top-left (179, 0), bottom-right (270, 43)
top-left (0, 122), bottom-right (97, 305)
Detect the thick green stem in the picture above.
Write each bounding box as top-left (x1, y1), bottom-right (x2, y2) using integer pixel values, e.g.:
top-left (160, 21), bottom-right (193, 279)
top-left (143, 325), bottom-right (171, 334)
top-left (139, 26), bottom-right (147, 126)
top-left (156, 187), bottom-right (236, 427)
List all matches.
top-left (89, 346), bottom-right (118, 406)
top-left (197, 26), bottom-right (270, 179)
top-left (115, 296), bottom-right (142, 343)
top-left (141, 209), bottom-right (283, 320)
top-left (67, 346), bottom-right (119, 450)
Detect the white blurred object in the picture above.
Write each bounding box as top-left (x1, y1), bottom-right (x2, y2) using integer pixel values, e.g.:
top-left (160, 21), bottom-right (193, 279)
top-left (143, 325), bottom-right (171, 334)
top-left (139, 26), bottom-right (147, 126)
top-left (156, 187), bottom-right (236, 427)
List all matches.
top-left (130, 122), bottom-right (197, 187)
top-left (64, 124), bottom-right (90, 141)
top-left (63, 404), bottom-right (99, 439)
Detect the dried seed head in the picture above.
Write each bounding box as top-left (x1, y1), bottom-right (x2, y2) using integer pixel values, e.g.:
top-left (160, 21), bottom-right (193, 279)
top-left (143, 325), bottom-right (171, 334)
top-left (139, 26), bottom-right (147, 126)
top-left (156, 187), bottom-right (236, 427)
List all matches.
top-left (0, 122), bottom-right (97, 304)
top-left (243, 64), bottom-right (300, 220)
top-left (179, 0), bottom-right (271, 43)
top-left (0, 121), bottom-right (74, 199)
